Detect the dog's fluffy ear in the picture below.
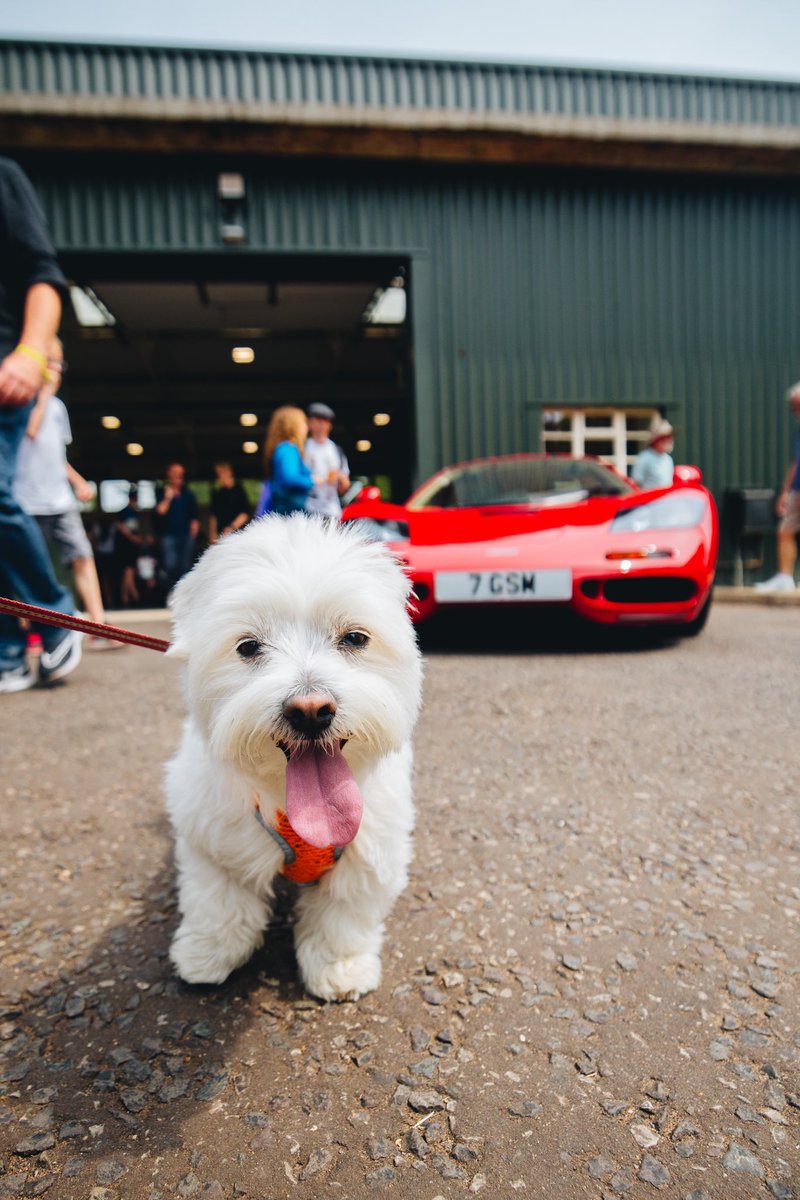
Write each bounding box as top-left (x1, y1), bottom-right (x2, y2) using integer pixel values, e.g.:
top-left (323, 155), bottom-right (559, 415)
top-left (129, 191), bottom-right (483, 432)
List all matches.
top-left (165, 561), bottom-right (203, 661)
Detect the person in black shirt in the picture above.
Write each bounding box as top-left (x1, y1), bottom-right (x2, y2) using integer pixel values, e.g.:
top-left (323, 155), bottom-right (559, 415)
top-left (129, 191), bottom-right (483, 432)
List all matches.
top-left (0, 156), bottom-right (82, 692)
top-left (209, 460), bottom-right (251, 544)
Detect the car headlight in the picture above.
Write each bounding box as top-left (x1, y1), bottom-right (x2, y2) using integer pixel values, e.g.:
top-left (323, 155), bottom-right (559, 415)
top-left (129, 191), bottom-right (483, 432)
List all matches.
top-left (347, 517), bottom-right (410, 543)
top-left (611, 494), bottom-right (707, 533)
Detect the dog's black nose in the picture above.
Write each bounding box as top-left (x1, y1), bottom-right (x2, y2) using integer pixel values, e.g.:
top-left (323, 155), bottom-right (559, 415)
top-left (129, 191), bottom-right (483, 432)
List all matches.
top-left (283, 694), bottom-right (337, 737)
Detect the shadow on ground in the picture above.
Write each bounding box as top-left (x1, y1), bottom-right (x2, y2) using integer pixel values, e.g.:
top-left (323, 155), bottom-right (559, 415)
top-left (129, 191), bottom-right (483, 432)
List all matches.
top-left (0, 858), bottom-right (329, 1195)
top-left (416, 609), bottom-right (684, 656)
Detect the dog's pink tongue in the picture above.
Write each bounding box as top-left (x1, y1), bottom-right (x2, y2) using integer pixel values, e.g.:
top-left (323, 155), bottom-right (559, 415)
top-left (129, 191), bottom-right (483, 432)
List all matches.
top-left (285, 744), bottom-right (363, 849)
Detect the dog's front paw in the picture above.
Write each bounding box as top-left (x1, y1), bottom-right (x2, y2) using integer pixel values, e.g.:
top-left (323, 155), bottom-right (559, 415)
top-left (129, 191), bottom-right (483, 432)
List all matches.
top-left (301, 952), bottom-right (382, 1002)
top-left (170, 924), bottom-right (262, 985)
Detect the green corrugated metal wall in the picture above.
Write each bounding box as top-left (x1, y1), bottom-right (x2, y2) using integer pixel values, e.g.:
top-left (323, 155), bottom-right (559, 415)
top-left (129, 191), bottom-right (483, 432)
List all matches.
top-left (4, 38), bottom-right (800, 125)
top-left (28, 156), bottom-right (800, 512)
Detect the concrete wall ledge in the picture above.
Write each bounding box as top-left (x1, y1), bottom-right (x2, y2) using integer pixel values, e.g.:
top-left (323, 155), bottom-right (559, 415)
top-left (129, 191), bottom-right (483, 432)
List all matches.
top-left (713, 585), bottom-right (800, 605)
top-left (104, 586), bottom-right (800, 632)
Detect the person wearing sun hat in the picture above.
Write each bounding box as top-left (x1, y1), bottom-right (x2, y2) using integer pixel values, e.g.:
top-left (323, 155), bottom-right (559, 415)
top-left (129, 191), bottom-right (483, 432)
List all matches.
top-left (755, 381), bottom-right (800, 592)
top-left (632, 418), bottom-right (675, 491)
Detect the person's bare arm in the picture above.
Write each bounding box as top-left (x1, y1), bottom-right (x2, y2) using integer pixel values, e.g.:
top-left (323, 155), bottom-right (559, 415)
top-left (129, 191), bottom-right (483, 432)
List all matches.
top-left (0, 283), bottom-right (61, 406)
top-left (66, 462), bottom-right (95, 504)
top-left (155, 486), bottom-right (175, 516)
top-left (776, 461), bottom-right (798, 516)
top-left (115, 519), bottom-right (141, 545)
top-left (226, 510), bottom-right (250, 533)
top-left (25, 391), bottom-right (51, 439)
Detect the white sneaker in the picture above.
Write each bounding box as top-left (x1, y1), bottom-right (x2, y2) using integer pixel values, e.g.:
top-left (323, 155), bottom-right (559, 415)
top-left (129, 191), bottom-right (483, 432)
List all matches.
top-left (0, 664), bottom-right (35, 693)
top-left (754, 572), bottom-right (796, 593)
top-left (39, 629), bottom-right (83, 684)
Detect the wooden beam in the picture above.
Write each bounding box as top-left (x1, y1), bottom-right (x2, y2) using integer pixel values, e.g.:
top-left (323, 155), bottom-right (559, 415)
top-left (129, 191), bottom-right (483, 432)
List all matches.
top-left (2, 113), bottom-right (800, 176)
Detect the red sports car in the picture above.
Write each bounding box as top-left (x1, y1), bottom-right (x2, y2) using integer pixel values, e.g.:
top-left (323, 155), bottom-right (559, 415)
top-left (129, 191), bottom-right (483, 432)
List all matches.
top-left (342, 454), bottom-right (718, 635)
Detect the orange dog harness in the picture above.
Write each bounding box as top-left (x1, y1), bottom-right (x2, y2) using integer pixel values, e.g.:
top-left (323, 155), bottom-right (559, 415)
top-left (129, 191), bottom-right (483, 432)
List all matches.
top-left (254, 803), bottom-right (343, 885)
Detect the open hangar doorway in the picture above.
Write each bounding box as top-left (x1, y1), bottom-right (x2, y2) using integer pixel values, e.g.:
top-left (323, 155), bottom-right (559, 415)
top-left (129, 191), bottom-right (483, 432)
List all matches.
top-left (57, 251), bottom-right (416, 522)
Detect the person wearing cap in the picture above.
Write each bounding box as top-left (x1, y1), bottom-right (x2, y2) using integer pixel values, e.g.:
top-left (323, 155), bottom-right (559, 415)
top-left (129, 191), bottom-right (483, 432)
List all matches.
top-left (632, 418), bottom-right (675, 491)
top-left (755, 381), bottom-right (800, 592)
top-left (303, 402), bottom-right (351, 518)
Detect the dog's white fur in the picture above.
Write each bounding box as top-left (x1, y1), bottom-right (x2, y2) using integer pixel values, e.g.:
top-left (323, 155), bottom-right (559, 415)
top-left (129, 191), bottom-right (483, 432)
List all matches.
top-left (164, 515), bottom-right (422, 1001)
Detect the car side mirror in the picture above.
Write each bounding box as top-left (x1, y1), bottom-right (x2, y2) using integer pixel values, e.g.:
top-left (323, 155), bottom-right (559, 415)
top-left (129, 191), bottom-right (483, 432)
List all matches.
top-left (673, 464), bottom-right (703, 485)
top-left (352, 485), bottom-right (383, 503)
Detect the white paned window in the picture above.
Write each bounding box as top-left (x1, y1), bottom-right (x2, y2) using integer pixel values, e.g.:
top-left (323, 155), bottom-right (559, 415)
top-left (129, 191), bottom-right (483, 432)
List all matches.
top-left (541, 408), bottom-right (661, 477)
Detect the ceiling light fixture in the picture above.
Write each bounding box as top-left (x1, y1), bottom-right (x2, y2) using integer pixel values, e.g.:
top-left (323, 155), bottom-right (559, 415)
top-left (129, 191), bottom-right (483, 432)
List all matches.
top-left (101, 415), bottom-right (121, 430)
top-left (126, 442), bottom-right (144, 457)
top-left (356, 439), bottom-right (372, 452)
top-left (372, 413), bottom-right (391, 427)
top-left (239, 413), bottom-right (258, 427)
top-left (232, 347), bottom-right (255, 364)
top-left (242, 441), bottom-right (259, 454)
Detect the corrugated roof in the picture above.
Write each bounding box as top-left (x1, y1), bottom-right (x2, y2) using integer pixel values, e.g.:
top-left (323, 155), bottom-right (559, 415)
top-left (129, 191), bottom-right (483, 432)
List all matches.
top-left (2, 37), bottom-right (799, 128)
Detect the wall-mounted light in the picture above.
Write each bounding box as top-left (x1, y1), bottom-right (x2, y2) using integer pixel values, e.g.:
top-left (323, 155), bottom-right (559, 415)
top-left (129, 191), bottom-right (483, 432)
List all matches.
top-left (239, 412), bottom-right (258, 426)
top-left (69, 285), bottom-right (116, 328)
top-left (126, 442), bottom-right (144, 457)
top-left (232, 347), bottom-right (255, 365)
top-left (372, 413), bottom-right (391, 427)
top-left (356, 439), bottom-right (372, 453)
top-left (218, 173), bottom-right (246, 244)
top-left (362, 274), bottom-right (406, 326)
top-left (101, 415), bottom-right (121, 430)
top-left (242, 441), bottom-right (259, 454)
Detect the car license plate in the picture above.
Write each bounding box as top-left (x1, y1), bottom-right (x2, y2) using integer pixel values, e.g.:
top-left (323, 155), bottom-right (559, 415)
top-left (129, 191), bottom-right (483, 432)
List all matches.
top-left (434, 568), bottom-right (572, 603)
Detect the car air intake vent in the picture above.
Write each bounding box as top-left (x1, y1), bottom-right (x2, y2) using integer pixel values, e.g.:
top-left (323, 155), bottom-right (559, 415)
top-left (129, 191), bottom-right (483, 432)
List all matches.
top-left (602, 577), bottom-right (698, 603)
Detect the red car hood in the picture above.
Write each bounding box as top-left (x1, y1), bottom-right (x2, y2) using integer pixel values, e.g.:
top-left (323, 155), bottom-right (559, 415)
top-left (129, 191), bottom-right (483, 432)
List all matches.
top-left (345, 494), bottom-right (634, 547)
top-left (343, 484), bottom-right (717, 626)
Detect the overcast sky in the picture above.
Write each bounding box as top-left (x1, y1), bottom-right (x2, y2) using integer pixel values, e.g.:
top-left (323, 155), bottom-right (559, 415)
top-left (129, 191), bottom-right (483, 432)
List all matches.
top-left (2, 0), bottom-right (798, 81)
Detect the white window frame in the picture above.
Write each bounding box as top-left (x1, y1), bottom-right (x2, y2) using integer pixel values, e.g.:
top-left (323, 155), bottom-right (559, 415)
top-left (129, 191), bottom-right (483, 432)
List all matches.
top-left (541, 407), bottom-right (661, 477)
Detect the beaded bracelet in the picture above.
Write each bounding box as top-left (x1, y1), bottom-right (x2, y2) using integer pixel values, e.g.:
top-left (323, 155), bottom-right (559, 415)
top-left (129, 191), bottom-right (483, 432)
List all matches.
top-left (15, 342), bottom-right (54, 382)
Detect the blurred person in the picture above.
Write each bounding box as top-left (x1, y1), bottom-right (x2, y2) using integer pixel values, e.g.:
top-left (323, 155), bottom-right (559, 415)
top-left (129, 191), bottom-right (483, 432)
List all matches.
top-left (208, 460), bottom-right (250, 543)
top-left (0, 156), bottom-right (82, 692)
top-left (90, 515), bottom-right (118, 609)
top-left (14, 339), bottom-right (120, 650)
top-left (114, 488), bottom-right (151, 607)
top-left (253, 474), bottom-right (272, 518)
top-left (263, 406), bottom-right (313, 515)
top-left (755, 381), bottom-right (800, 592)
top-left (303, 402), bottom-right (351, 518)
top-left (155, 462), bottom-right (200, 591)
top-left (632, 418), bottom-right (675, 490)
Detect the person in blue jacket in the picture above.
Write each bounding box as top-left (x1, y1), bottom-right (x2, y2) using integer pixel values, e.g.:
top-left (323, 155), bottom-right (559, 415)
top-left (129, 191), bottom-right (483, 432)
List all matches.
top-left (263, 406), bottom-right (313, 515)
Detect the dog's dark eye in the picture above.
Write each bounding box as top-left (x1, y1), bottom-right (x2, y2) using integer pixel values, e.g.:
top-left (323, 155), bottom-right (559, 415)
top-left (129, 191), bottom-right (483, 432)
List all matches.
top-left (340, 630), bottom-right (369, 650)
top-left (235, 638), bottom-right (262, 660)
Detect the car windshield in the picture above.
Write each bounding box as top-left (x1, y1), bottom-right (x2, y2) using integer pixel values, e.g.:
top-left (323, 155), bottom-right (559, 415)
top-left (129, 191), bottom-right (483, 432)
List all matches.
top-left (410, 456), bottom-right (633, 510)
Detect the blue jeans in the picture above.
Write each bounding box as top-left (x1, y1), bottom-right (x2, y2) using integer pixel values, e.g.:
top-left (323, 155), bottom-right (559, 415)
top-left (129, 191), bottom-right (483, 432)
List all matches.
top-left (160, 535), bottom-right (195, 593)
top-left (0, 401), bottom-right (75, 670)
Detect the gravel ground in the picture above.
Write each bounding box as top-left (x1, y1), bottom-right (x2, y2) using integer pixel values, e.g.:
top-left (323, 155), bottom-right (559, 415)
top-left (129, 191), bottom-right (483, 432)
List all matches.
top-left (1, 603), bottom-right (798, 1199)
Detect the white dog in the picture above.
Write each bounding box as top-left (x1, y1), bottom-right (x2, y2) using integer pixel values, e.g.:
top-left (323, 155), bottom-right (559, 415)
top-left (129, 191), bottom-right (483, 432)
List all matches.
top-left (164, 515), bottom-right (422, 1002)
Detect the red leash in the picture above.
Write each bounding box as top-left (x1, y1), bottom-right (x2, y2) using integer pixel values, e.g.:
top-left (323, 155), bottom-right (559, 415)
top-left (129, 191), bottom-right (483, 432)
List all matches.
top-left (0, 596), bottom-right (170, 653)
